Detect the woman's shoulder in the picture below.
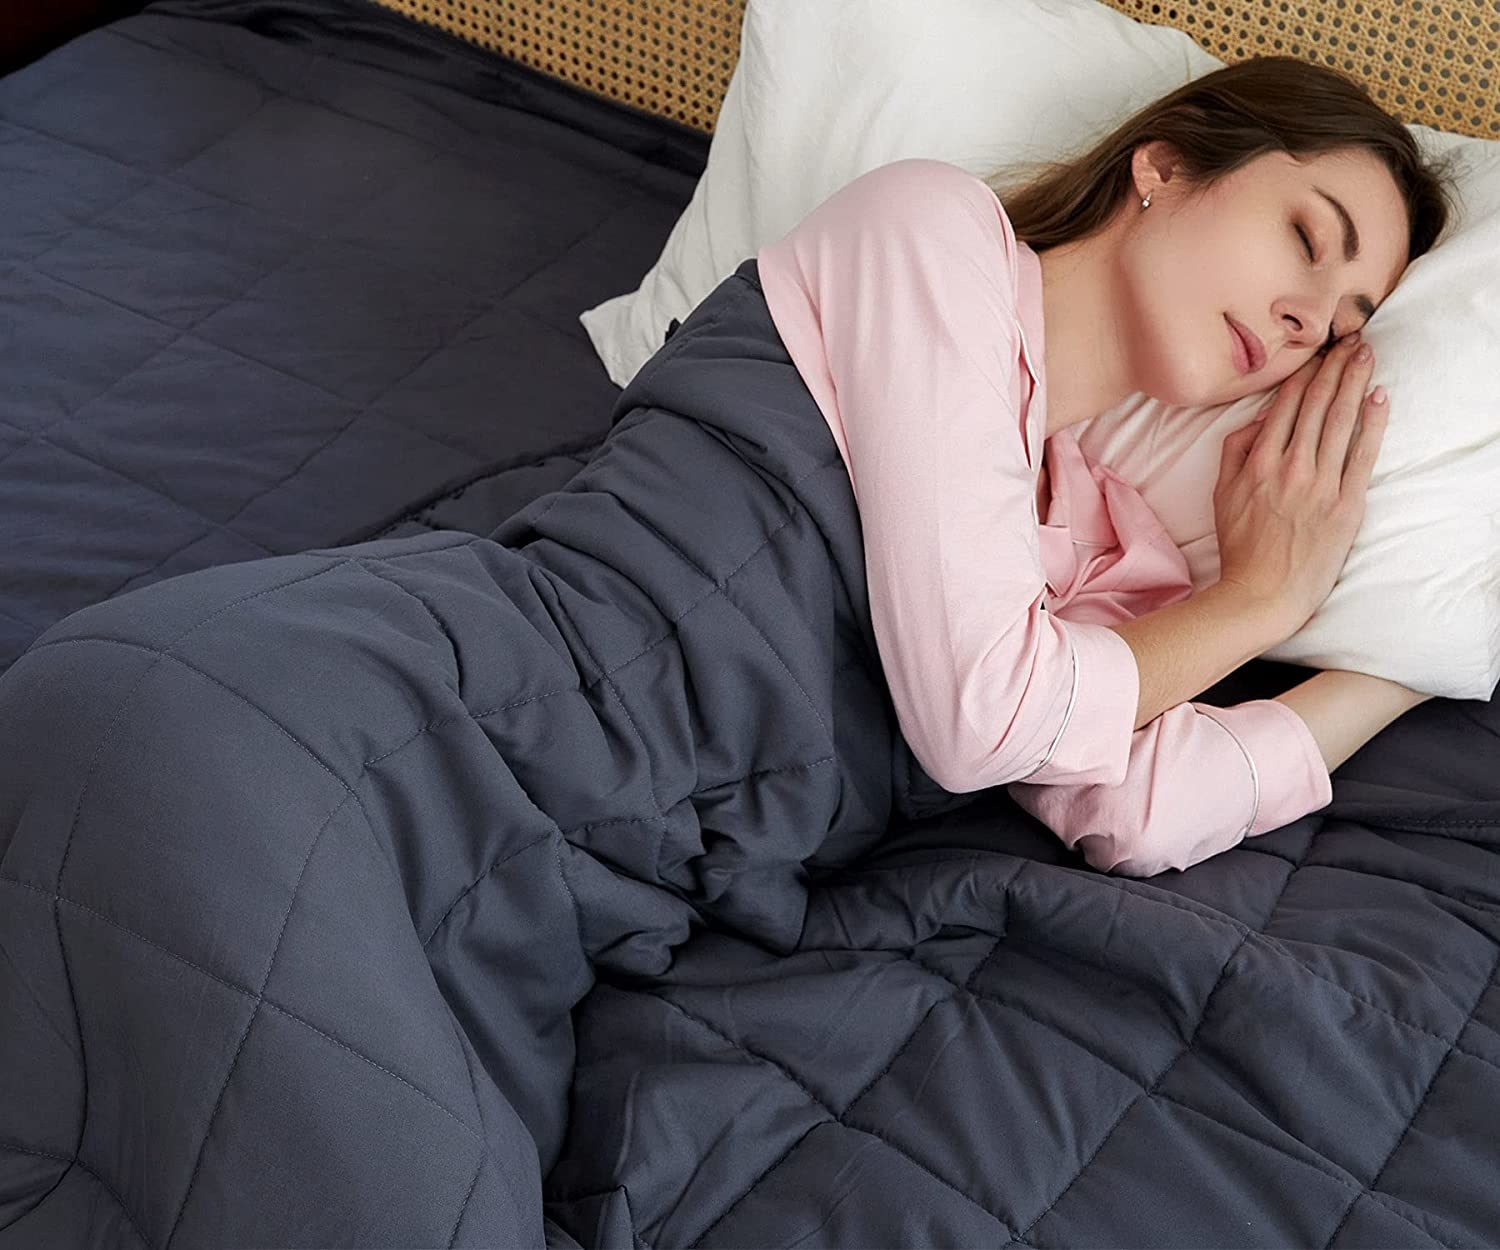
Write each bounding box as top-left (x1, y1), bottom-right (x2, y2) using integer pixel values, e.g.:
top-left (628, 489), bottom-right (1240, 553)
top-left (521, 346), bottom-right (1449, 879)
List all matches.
top-left (822, 158), bottom-right (1021, 271)
top-left (760, 156), bottom-right (1030, 389)
top-left (863, 157), bottom-right (1015, 220)
top-left (846, 156), bottom-right (989, 198)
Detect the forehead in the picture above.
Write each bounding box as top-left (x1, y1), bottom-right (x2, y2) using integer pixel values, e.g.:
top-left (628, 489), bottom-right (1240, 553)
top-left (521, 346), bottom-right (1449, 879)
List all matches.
top-left (1259, 147), bottom-right (1393, 201)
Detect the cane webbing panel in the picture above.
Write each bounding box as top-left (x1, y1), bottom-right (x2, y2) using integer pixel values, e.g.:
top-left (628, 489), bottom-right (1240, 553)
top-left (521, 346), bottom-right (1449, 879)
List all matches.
top-left (368, 0), bottom-right (1500, 141)
top-left (1098, 0), bottom-right (1500, 138)
top-left (369, 0), bottom-right (745, 134)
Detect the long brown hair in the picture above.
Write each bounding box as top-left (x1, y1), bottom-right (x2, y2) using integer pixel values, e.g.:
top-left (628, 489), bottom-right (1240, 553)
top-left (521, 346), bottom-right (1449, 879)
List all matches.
top-left (982, 56), bottom-right (1456, 264)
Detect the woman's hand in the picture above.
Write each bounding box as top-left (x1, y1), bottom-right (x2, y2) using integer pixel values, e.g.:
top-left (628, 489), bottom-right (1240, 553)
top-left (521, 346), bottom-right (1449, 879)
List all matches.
top-left (1212, 334), bottom-right (1389, 637)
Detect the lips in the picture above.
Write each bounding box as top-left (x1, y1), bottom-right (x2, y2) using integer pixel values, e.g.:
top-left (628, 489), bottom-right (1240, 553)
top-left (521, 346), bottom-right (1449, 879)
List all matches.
top-left (1226, 315), bottom-right (1266, 374)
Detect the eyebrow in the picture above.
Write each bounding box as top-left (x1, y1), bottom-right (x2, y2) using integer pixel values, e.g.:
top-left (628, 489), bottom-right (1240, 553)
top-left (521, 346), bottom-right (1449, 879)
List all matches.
top-left (1314, 186), bottom-right (1377, 322)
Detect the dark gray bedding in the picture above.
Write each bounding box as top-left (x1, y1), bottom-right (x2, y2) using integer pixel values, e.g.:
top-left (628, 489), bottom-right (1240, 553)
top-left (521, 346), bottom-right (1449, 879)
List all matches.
top-left (0, 0), bottom-right (705, 677)
top-left (3, 4), bottom-right (1500, 1248)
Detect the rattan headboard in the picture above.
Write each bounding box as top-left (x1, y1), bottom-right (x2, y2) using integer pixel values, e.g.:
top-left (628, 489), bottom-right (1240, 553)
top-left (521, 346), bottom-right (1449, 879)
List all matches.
top-left (371, 0), bottom-right (1500, 142)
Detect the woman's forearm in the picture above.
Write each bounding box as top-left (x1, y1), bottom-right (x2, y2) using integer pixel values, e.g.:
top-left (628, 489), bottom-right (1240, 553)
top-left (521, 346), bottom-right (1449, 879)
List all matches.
top-left (1108, 583), bottom-right (1288, 731)
top-left (1273, 669), bottom-right (1434, 773)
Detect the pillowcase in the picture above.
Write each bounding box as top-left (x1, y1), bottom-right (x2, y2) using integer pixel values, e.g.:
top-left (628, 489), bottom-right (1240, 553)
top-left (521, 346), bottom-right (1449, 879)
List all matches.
top-left (580, 0), bottom-right (1500, 701)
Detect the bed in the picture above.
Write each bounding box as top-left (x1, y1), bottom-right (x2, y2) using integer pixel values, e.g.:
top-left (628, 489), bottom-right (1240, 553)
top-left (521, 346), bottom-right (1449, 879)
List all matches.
top-left (1, 1), bottom-right (1498, 1247)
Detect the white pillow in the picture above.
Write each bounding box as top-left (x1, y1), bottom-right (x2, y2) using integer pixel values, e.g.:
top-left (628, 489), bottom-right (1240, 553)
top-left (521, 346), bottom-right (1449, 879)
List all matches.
top-left (579, 0), bottom-right (1218, 386)
top-left (580, 0), bottom-right (1500, 701)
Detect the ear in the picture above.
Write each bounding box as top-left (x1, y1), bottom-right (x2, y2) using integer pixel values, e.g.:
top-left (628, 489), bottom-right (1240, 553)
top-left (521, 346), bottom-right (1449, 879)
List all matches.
top-left (1131, 139), bottom-right (1181, 202)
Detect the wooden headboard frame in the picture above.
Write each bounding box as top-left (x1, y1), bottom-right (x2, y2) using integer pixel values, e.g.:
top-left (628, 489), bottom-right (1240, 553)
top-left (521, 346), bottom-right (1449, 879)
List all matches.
top-left (369, 0), bottom-right (1500, 142)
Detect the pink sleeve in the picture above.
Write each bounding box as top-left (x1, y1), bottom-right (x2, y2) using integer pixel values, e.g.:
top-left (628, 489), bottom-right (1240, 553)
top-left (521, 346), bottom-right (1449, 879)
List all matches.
top-left (756, 158), bottom-right (1140, 795)
top-left (1008, 697), bottom-right (1333, 876)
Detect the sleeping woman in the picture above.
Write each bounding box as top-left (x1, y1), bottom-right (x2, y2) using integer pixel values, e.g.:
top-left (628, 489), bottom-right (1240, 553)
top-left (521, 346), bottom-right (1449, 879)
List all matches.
top-left (755, 53), bottom-right (1454, 875)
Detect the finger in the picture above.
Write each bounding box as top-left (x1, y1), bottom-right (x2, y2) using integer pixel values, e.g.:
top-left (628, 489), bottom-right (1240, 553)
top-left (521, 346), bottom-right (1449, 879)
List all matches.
top-left (1340, 387), bottom-right (1389, 493)
top-left (1255, 354), bottom-right (1322, 458)
top-left (1289, 337), bottom-right (1365, 465)
top-left (1317, 341), bottom-right (1377, 477)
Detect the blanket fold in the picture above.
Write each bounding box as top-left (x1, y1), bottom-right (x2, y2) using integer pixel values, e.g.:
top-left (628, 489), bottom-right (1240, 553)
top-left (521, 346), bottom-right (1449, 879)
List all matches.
top-left (0, 259), bottom-right (936, 1246)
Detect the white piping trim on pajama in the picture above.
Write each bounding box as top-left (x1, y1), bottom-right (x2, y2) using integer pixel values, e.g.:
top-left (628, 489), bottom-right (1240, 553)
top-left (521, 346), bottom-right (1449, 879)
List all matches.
top-left (1016, 628), bottom-right (1079, 782)
top-left (1197, 708), bottom-right (1261, 840)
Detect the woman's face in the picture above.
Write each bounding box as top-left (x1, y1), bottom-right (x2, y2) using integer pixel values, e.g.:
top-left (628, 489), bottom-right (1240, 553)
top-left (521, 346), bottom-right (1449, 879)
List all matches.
top-left (1117, 143), bottom-right (1411, 408)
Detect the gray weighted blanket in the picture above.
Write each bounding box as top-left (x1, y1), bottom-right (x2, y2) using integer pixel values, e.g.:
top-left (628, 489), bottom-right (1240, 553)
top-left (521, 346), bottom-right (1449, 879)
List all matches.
top-left (3, 259), bottom-right (1499, 1248)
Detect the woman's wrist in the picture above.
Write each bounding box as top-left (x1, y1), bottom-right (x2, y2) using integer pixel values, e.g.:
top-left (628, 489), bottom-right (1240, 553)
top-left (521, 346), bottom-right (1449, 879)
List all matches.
top-left (1208, 579), bottom-right (1305, 644)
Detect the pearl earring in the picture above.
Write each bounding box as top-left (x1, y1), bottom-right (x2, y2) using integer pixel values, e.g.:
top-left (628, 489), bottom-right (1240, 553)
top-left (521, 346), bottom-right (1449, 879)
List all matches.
top-left (1141, 193), bottom-right (1153, 209)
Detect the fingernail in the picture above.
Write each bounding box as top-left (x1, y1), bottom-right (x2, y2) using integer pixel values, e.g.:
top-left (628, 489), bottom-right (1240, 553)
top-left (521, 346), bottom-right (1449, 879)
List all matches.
top-left (1371, 385), bottom-right (1387, 404)
top-left (1356, 344), bottom-right (1372, 361)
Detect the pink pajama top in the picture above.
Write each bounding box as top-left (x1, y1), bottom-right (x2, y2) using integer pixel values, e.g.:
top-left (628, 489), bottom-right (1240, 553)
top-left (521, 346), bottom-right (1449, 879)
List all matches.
top-left (755, 157), bottom-right (1331, 878)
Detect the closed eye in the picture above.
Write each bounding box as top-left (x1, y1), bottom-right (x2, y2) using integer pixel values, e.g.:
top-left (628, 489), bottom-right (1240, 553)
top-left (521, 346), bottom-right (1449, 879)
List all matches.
top-left (1296, 222), bottom-right (1340, 355)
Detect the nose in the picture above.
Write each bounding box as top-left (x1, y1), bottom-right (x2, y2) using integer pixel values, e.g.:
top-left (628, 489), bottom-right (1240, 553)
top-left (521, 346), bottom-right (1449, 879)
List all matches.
top-left (1277, 293), bottom-right (1337, 350)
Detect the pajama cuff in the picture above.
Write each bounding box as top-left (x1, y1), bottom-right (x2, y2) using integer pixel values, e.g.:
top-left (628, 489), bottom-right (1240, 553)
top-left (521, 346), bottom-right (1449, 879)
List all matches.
top-left (1203, 699), bottom-right (1333, 838)
top-left (1016, 619), bottom-right (1142, 789)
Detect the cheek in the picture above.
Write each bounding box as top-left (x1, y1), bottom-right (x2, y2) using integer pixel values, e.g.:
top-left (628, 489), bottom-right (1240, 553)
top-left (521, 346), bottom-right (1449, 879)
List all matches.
top-left (1131, 290), bottom-right (1229, 404)
top-left (1120, 238), bottom-right (1248, 405)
